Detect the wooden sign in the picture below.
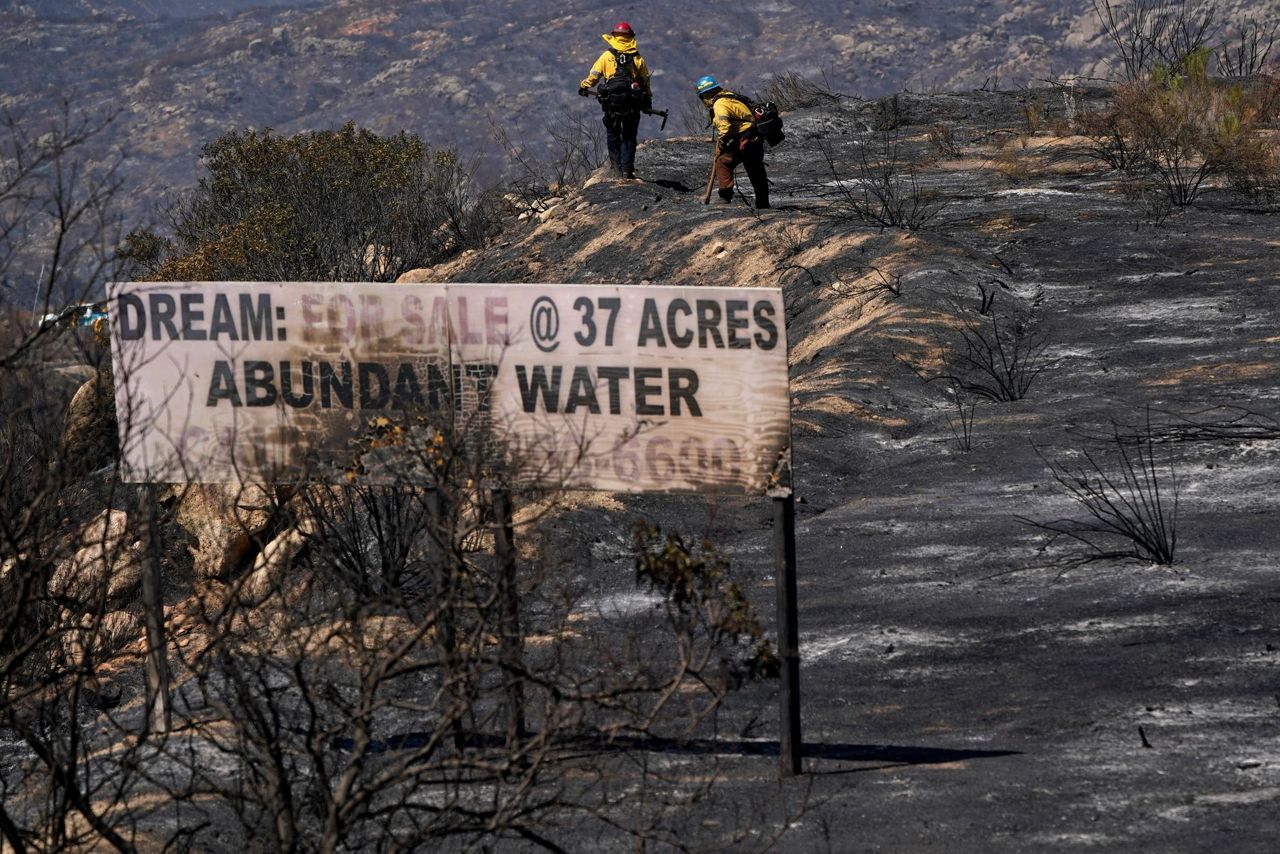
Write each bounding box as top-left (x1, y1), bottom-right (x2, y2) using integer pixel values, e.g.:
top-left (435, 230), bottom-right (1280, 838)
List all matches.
top-left (109, 282), bottom-right (792, 494)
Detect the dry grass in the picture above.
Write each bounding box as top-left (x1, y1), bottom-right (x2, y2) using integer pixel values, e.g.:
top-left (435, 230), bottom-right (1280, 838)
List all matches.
top-left (1141, 360), bottom-right (1277, 386)
top-left (994, 136), bottom-right (1034, 182)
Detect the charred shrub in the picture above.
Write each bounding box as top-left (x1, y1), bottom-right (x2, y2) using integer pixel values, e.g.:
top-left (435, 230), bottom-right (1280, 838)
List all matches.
top-left (145, 402), bottom-right (789, 850)
top-left (927, 122), bottom-right (962, 158)
top-left (1084, 50), bottom-right (1278, 204)
top-left (995, 136), bottom-right (1034, 183)
top-left (1091, 0), bottom-right (1222, 81)
top-left (491, 105), bottom-right (605, 209)
top-left (1121, 174), bottom-right (1176, 226)
top-left (1078, 104), bottom-right (1148, 170)
top-left (633, 522), bottom-right (779, 686)
top-left (953, 306), bottom-right (1048, 402)
top-left (1021, 417), bottom-right (1179, 565)
top-left (1216, 16), bottom-right (1278, 77)
top-left (818, 131), bottom-right (946, 231)
top-left (873, 94), bottom-right (907, 131)
top-left (759, 71), bottom-right (841, 112)
top-left (901, 289), bottom-right (1049, 404)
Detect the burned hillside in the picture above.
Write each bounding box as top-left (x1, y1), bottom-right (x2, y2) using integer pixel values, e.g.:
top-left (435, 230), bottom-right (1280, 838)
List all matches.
top-left (3, 75), bottom-right (1280, 850)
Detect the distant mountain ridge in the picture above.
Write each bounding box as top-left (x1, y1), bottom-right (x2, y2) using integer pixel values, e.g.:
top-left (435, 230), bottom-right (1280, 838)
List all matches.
top-left (1, 1), bottom-right (313, 20)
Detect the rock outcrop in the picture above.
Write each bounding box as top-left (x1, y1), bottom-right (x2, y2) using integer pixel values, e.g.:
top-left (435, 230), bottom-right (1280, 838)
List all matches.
top-left (244, 523), bottom-right (313, 601)
top-left (174, 485), bottom-right (281, 580)
top-left (62, 608), bottom-right (142, 672)
top-left (62, 368), bottom-right (119, 475)
top-left (49, 509), bottom-right (143, 609)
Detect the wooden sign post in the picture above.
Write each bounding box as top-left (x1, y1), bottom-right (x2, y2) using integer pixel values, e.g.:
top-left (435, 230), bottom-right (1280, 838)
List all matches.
top-left (492, 488), bottom-right (526, 748)
top-left (774, 492), bottom-right (801, 776)
top-left (140, 486), bottom-right (171, 735)
top-left (110, 281), bottom-right (800, 775)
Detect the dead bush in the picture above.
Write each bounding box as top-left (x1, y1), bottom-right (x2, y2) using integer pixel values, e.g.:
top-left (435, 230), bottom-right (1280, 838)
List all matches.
top-left (942, 380), bottom-right (978, 452)
top-left (0, 103), bottom-right (123, 369)
top-left (1078, 105), bottom-right (1148, 169)
top-left (848, 264), bottom-right (904, 300)
top-left (0, 106), bottom-right (169, 852)
top-left (1088, 51), bottom-right (1278, 204)
top-left (873, 94), bottom-right (907, 131)
top-left (995, 136), bottom-right (1034, 182)
top-left (1024, 96), bottom-right (1044, 135)
top-left (1121, 174), bottom-right (1176, 226)
top-left (776, 222), bottom-right (808, 259)
top-left (900, 290), bottom-right (1049, 403)
top-left (1221, 128), bottom-right (1280, 199)
top-left (817, 132), bottom-right (946, 231)
top-left (1021, 417), bottom-right (1179, 565)
top-left (493, 105), bottom-right (606, 208)
top-left (159, 410), bottom-right (785, 850)
top-left (1092, 0), bottom-right (1222, 81)
top-left (1216, 17), bottom-right (1278, 77)
top-left (950, 306), bottom-right (1048, 402)
top-left (759, 71), bottom-right (841, 112)
top-left (927, 123), bottom-right (962, 157)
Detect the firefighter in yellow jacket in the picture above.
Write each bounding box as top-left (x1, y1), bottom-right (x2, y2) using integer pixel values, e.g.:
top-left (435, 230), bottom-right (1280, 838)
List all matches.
top-left (578, 21), bottom-right (651, 179)
top-left (697, 75), bottom-right (769, 208)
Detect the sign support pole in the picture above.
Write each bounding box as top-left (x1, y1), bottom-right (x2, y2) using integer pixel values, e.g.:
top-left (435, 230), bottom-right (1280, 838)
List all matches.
top-left (773, 491), bottom-right (801, 777)
top-left (141, 485), bottom-right (171, 735)
top-left (427, 489), bottom-right (466, 749)
top-left (492, 488), bottom-right (526, 747)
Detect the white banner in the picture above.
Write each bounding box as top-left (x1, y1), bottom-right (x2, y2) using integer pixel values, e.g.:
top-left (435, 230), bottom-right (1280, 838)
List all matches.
top-left (109, 282), bottom-right (791, 495)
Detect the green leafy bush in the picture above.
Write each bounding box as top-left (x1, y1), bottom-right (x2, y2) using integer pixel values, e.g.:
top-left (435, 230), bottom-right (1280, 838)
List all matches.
top-left (126, 123), bottom-right (497, 282)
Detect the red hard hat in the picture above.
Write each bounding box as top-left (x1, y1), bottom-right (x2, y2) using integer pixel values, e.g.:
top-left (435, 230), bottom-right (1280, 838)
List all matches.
top-left (612, 21), bottom-right (634, 35)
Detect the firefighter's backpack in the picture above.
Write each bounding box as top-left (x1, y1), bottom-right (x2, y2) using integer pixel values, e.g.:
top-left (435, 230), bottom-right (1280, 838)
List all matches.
top-left (714, 93), bottom-right (786, 147)
top-left (597, 50), bottom-right (645, 113)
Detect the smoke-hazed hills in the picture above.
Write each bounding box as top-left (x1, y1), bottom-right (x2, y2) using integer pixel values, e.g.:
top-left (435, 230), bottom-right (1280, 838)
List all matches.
top-left (0, 0), bottom-right (1276, 269)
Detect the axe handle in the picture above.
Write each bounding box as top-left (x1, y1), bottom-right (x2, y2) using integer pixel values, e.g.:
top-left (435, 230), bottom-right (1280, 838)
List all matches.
top-left (702, 141), bottom-right (719, 204)
top-left (642, 108), bottom-right (669, 131)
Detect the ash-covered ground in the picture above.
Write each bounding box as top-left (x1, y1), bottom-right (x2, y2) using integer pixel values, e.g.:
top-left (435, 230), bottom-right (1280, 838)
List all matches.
top-left (419, 88), bottom-right (1280, 850)
top-left (4, 85), bottom-right (1279, 850)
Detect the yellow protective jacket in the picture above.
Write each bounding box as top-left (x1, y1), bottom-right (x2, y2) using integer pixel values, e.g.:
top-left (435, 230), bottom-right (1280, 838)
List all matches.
top-left (705, 91), bottom-right (755, 146)
top-left (580, 33), bottom-right (651, 95)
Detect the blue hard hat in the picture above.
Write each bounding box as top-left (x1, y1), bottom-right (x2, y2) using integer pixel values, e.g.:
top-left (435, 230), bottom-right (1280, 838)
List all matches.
top-left (695, 75), bottom-right (720, 95)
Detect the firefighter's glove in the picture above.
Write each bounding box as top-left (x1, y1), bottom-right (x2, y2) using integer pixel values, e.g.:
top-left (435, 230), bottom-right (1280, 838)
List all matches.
top-left (738, 136), bottom-right (752, 153)
top-left (578, 86), bottom-right (590, 97)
